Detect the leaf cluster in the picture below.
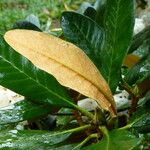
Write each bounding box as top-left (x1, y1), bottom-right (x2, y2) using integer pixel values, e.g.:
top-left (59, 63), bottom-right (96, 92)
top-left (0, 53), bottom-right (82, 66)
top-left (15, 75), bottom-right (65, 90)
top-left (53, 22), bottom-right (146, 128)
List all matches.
top-left (0, 0), bottom-right (150, 149)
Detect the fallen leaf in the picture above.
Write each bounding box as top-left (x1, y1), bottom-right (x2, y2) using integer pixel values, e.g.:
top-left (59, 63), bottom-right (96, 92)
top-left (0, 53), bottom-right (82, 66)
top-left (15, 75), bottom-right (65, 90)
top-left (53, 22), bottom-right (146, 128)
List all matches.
top-left (4, 29), bottom-right (117, 117)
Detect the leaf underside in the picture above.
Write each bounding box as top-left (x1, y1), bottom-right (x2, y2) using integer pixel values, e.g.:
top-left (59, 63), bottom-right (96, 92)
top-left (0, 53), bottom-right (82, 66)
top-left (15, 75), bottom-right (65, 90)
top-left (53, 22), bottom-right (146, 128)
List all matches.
top-left (4, 29), bottom-right (117, 117)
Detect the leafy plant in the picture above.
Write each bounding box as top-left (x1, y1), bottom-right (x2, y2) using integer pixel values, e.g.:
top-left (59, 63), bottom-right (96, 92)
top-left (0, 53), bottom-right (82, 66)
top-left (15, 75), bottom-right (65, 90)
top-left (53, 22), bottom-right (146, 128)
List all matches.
top-left (0, 0), bottom-right (150, 149)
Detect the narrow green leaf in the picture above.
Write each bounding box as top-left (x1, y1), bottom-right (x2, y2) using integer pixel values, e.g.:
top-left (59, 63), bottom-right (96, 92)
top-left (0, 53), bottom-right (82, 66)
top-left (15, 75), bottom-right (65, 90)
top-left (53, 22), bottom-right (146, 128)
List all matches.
top-left (124, 49), bottom-right (150, 86)
top-left (0, 35), bottom-right (73, 108)
top-left (0, 129), bottom-right (72, 150)
top-left (83, 129), bottom-right (141, 150)
top-left (0, 100), bottom-right (54, 125)
top-left (100, 0), bottom-right (134, 93)
top-left (128, 25), bottom-right (150, 54)
top-left (129, 98), bottom-right (150, 133)
top-left (61, 12), bottom-right (104, 71)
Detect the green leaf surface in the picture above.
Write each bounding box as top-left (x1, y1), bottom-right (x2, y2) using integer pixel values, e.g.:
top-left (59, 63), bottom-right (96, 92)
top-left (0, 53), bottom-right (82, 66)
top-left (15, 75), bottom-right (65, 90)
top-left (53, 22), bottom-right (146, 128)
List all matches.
top-left (0, 129), bottom-right (72, 150)
top-left (26, 14), bottom-right (41, 29)
top-left (128, 25), bottom-right (150, 54)
top-left (129, 98), bottom-right (150, 133)
top-left (94, 0), bottom-right (106, 26)
top-left (57, 108), bottom-right (74, 126)
top-left (138, 91), bottom-right (150, 106)
top-left (83, 129), bottom-right (141, 150)
top-left (125, 49), bottom-right (150, 86)
top-left (13, 21), bottom-right (41, 31)
top-left (0, 100), bottom-right (53, 125)
top-left (61, 0), bottom-right (134, 93)
top-left (77, 2), bottom-right (92, 14)
top-left (84, 7), bottom-right (96, 20)
top-left (0, 35), bottom-right (73, 108)
top-left (100, 0), bottom-right (134, 93)
top-left (61, 11), bottom-right (104, 71)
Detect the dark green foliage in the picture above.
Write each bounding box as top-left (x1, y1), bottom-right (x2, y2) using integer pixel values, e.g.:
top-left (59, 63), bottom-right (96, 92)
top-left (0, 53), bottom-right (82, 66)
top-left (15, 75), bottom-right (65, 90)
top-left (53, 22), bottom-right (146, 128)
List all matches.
top-left (13, 21), bottom-right (41, 31)
top-left (84, 129), bottom-right (141, 150)
top-left (62, 0), bottom-right (134, 93)
top-left (0, 100), bottom-right (53, 125)
top-left (129, 96), bottom-right (150, 133)
top-left (61, 12), bottom-right (104, 71)
top-left (125, 49), bottom-right (150, 86)
top-left (0, 129), bottom-right (72, 150)
top-left (0, 0), bottom-right (149, 149)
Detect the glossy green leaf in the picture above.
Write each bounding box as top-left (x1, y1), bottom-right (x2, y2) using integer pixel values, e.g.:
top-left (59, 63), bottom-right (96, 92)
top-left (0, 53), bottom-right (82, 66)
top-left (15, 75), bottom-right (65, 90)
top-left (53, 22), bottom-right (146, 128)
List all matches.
top-left (0, 35), bottom-right (73, 108)
top-left (0, 100), bottom-right (54, 125)
top-left (84, 7), bottom-right (96, 20)
top-left (124, 49), bottom-right (150, 86)
top-left (13, 14), bottom-right (41, 31)
top-left (128, 25), bottom-right (150, 54)
top-left (77, 2), bottom-right (92, 14)
top-left (61, 0), bottom-right (134, 93)
top-left (54, 144), bottom-right (78, 150)
top-left (26, 14), bottom-right (41, 29)
top-left (83, 129), bottom-right (141, 150)
top-left (13, 21), bottom-right (41, 31)
top-left (129, 98), bottom-right (150, 133)
top-left (138, 91), bottom-right (150, 106)
top-left (0, 129), bottom-right (72, 150)
top-left (100, 0), bottom-right (134, 93)
top-left (61, 12), bottom-right (104, 71)
top-left (57, 108), bottom-right (74, 126)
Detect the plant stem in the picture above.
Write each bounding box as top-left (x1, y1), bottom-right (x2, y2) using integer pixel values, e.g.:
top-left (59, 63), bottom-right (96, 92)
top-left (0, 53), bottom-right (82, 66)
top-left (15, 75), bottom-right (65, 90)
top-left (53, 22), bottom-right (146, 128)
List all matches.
top-left (120, 81), bottom-right (140, 114)
top-left (59, 124), bottom-right (91, 135)
top-left (72, 133), bottom-right (98, 150)
top-left (100, 126), bottom-right (109, 137)
top-left (120, 81), bottom-right (135, 96)
top-left (73, 94), bottom-right (85, 126)
top-left (118, 124), bottom-right (132, 130)
top-left (72, 104), bottom-right (94, 120)
top-left (129, 95), bottom-right (139, 115)
top-left (52, 113), bottom-right (74, 116)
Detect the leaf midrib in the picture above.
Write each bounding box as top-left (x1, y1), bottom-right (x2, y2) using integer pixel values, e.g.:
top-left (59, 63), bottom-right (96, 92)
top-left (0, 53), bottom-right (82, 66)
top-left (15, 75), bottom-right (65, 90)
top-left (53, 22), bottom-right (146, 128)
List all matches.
top-left (130, 112), bottom-right (150, 127)
top-left (62, 19), bottom-right (112, 105)
top-left (106, 0), bottom-right (121, 85)
top-left (8, 35), bottom-right (114, 111)
top-left (21, 40), bottom-right (113, 108)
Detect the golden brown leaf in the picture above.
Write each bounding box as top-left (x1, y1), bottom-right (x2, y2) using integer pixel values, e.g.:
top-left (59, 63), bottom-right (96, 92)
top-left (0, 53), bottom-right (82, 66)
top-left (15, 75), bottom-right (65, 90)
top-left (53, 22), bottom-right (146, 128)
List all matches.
top-left (4, 29), bottom-right (117, 117)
